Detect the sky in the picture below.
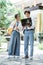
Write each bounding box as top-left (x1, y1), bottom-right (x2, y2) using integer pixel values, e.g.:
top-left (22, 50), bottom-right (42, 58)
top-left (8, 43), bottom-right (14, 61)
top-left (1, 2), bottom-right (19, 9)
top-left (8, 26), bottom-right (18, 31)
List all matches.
top-left (8, 0), bottom-right (43, 5)
top-left (9, 0), bottom-right (30, 3)
top-left (9, 0), bottom-right (22, 3)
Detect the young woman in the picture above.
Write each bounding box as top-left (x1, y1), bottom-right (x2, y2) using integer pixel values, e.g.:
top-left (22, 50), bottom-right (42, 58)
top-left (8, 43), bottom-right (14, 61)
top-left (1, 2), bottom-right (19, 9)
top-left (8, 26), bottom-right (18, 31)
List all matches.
top-left (8, 14), bottom-right (22, 56)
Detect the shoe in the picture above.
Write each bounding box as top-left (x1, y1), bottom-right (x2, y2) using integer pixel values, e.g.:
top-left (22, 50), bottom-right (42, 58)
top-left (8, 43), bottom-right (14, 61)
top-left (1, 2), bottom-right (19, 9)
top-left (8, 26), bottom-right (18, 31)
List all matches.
top-left (22, 56), bottom-right (29, 59)
top-left (30, 57), bottom-right (33, 60)
top-left (25, 55), bottom-right (29, 58)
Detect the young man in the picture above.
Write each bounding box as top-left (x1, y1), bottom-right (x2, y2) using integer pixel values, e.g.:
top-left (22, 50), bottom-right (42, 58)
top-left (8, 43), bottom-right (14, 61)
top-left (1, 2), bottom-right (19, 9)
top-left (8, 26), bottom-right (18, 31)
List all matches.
top-left (23, 11), bottom-right (35, 59)
top-left (8, 14), bottom-right (22, 56)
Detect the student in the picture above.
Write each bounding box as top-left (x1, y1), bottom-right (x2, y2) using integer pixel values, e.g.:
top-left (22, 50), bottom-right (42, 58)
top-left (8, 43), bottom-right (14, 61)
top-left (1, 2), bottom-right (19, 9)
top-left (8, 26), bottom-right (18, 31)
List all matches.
top-left (8, 14), bottom-right (22, 56)
top-left (23, 11), bottom-right (35, 60)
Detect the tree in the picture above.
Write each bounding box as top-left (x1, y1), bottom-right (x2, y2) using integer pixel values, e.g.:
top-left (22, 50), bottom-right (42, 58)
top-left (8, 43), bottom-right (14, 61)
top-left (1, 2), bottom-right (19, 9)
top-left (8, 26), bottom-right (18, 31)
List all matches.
top-left (0, 0), bottom-right (24, 29)
top-left (0, 0), bottom-right (11, 29)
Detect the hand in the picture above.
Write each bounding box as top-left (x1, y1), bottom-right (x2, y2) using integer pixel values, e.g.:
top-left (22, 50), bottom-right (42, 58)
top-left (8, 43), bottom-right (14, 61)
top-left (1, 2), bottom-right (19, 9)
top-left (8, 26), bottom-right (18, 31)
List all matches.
top-left (28, 25), bottom-right (31, 27)
top-left (27, 24), bottom-right (31, 27)
top-left (22, 26), bottom-right (25, 30)
top-left (16, 27), bottom-right (19, 31)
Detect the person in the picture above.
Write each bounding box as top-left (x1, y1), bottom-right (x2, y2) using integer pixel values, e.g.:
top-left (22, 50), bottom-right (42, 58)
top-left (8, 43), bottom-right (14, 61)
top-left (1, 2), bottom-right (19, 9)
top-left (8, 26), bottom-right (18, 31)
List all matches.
top-left (8, 14), bottom-right (22, 56)
top-left (23, 11), bottom-right (35, 60)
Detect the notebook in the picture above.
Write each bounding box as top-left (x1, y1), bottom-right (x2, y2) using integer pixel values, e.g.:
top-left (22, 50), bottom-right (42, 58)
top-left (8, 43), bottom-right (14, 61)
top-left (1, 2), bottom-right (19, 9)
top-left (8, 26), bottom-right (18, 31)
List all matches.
top-left (21, 18), bottom-right (32, 26)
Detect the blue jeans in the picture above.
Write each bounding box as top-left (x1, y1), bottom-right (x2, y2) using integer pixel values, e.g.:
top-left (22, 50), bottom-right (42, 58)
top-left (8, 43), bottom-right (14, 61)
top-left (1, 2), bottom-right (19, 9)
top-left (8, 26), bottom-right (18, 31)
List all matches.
top-left (24, 30), bottom-right (34, 57)
top-left (8, 30), bottom-right (20, 56)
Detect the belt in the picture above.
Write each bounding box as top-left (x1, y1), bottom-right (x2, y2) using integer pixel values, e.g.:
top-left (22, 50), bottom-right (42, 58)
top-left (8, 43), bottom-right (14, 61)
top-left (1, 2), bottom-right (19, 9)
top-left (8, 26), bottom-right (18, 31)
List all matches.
top-left (25, 29), bottom-right (34, 31)
top-left (23, 29), bottom-right (34, 34)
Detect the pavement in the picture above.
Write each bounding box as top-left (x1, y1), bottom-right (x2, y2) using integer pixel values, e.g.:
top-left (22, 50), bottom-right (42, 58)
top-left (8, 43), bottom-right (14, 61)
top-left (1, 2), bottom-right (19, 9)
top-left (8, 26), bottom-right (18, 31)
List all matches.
top-left (0, 41), bottom-right (43, 65)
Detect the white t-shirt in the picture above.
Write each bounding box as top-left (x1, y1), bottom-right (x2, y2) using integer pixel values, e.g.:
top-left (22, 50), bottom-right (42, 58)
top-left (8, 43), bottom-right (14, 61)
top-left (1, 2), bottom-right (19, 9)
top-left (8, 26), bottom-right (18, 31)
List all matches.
top-left (9, 20), bottom-right (22, 33)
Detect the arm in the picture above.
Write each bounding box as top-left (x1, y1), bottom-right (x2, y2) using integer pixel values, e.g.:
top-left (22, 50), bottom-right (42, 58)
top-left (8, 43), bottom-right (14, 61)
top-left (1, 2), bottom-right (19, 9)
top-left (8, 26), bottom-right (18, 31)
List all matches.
top-left (17, 22), bottom-right (22, 31)
top-left (30, 18), bottom-right (35, 29)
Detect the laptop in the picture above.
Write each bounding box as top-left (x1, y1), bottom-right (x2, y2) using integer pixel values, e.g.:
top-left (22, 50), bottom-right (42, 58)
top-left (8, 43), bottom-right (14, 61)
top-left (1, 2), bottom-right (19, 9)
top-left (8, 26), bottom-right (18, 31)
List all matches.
top-left (21, 18), bottom-right (32, 26)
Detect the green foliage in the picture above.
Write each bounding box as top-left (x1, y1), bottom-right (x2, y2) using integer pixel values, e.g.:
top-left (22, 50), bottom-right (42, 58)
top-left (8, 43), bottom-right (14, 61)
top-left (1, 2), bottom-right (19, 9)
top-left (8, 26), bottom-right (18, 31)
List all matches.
top-left (18, 8), bottom-right (24, 19)
top-left (0, 0), bottom-right (24, 28)
top-left (38, 43), bottom-right (43, 50)
top-left (0, 0), bottom-right (7, 28)
top-left (0, 0), bottom-right (6, 8)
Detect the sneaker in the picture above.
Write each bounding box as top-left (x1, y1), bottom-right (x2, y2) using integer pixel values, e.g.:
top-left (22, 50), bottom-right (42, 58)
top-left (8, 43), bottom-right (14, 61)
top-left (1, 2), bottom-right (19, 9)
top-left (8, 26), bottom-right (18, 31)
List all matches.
top-left (22, 56), bottom-right (29, 59)
top-left (30, 56), bottom-right (33, 60)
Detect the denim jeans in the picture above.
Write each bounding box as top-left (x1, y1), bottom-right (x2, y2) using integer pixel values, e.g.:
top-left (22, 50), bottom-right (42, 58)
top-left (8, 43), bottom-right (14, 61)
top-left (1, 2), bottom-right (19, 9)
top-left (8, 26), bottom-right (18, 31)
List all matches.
top-left (24, 30), bottom-right (34, 57)
top-left (8, 30), bottom-right (20, 56)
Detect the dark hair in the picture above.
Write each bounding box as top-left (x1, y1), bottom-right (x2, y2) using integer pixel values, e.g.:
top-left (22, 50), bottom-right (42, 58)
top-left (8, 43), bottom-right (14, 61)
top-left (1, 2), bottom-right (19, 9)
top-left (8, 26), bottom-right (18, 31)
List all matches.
top-left (24, 11), bottom-right (30, 14)
top-left (15, 14), bottom-right (19, 19)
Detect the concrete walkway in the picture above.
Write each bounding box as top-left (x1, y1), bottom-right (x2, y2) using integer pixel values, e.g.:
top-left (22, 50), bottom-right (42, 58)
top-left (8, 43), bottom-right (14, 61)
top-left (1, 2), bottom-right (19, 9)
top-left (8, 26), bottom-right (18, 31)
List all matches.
top-left (0, 41), bottom-right (43, 65)
top-left (0, 54), bottom-right (43, 65)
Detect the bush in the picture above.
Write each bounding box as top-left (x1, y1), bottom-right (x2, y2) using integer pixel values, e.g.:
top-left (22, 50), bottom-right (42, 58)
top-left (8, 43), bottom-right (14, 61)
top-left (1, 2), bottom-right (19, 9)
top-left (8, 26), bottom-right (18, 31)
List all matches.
top-left (38, 43), bottom-right (43, 50)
